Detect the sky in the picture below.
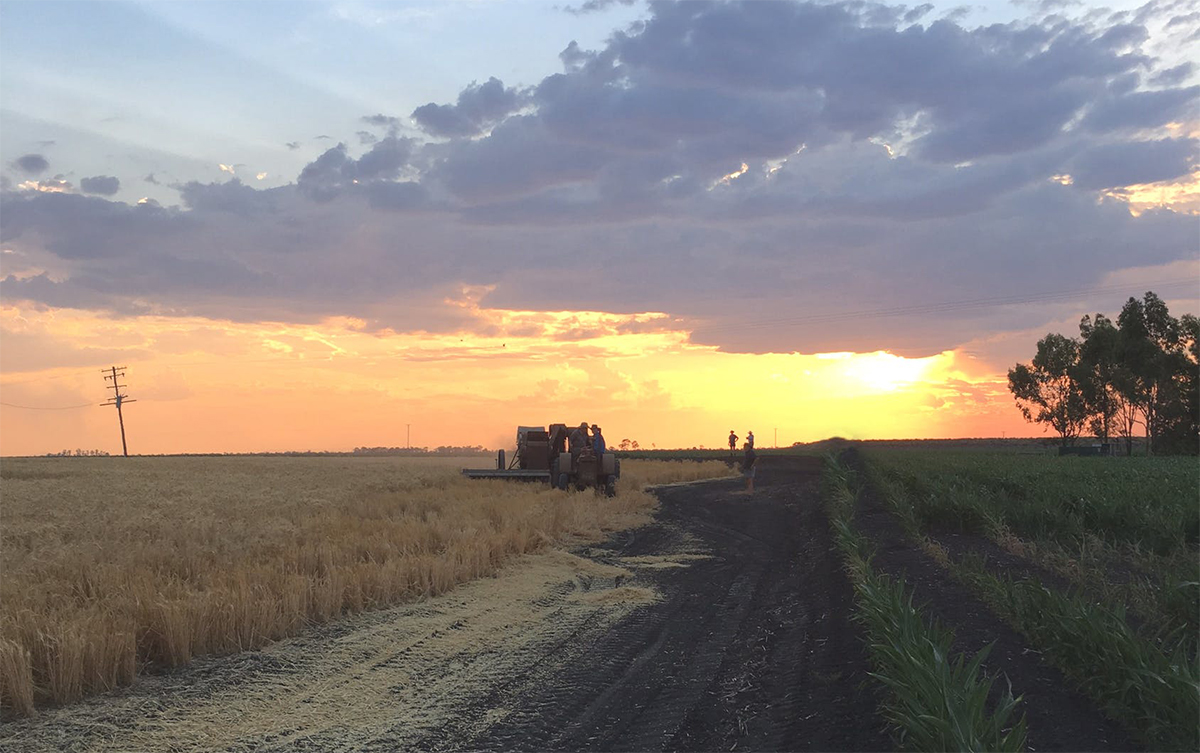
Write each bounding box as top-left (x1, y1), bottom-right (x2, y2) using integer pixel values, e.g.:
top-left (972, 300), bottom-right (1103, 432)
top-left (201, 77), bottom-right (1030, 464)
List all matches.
top-left (1, 0), bottom-right (1198, 455)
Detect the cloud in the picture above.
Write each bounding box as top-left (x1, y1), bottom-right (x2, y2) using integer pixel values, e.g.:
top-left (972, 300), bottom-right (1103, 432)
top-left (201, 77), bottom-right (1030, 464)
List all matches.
top-left (411, 77), bottom-right (528, 138)
top-left (144, 173), bottom-right (160, 185)
top-left (285, 141), bottom-right (302, 150)
top-left (17, 177), bottom-right (72, 193)
top-left (564, 0), bottom-right (636, 16)
top-left (80, 175), bottom-right (121, 196)
top-left (1068, 138), bottom-right (1197, 189)
top-left (1081, 86), bottom-right (1200, 133)
top-left (1149, 61), bottom-right (1194, 86)
top-left (361, 114), bottom-right (400, 129)
top-left (15, 154), bottom-right (49, 174)
top-left (2, 0), bottom-right (1197, 363)
top-left (297, 136), bottom-right (414, 201)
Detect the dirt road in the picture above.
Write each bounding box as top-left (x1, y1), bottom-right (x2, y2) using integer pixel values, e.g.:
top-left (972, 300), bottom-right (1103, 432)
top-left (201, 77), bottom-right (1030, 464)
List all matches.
top-left (3, 457), bottom-right (889, 752)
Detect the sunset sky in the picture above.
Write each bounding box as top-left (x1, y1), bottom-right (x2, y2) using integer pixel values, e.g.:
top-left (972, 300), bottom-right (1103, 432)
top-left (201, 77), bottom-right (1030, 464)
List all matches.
top-left (1, 0), bottom-right (1198, 456)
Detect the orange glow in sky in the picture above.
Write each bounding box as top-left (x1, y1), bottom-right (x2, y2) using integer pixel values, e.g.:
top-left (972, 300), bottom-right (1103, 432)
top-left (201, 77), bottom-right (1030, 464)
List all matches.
top-left (0, 300), bottom-right (1033, 456)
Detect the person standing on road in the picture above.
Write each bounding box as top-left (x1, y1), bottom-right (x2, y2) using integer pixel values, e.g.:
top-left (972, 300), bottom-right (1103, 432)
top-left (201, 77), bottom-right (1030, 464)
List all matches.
top-left (742, 442), bottom-right (757, 493)
top-left (728, 430), bottom-right (738, 455)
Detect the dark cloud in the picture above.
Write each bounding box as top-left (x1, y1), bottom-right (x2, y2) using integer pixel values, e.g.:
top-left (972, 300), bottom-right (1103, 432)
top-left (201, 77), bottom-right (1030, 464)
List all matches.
top-left (2, 0), bottom-right (1197, 360)
top-left (1068, 137), bottom-right (1197, 189)
top-left (1082, 86), bottom-right (1200, 133)
top-left (176, 178), bottom-right (279, 215)
top-left (564, 0), bottom-right (636, 15)
top-left (361, 114), bottom-right (400, 129)
top-left (285, 141), bottom-right (302, 150)
top-left (15, 154), bottom-right (49, 174)
top-left (80, 175), bottom-right (121, 196)
top-left (296, 136), bottom-right (415, 202)
top-left (903, 3), bottom-right (934, 23)
top-left (144, 173), bottom-right (160, 185)
top-left (357, 130), bottom-right (378, 145)
top-left (1149, 62), bottom-right (1194, 86)
top-left (411, 77), bottom-right (527, 138)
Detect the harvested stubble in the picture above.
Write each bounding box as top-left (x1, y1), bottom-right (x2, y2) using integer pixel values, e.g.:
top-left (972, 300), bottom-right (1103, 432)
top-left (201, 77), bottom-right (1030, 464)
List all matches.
top-left (0, 455), bottom-right (730, 717)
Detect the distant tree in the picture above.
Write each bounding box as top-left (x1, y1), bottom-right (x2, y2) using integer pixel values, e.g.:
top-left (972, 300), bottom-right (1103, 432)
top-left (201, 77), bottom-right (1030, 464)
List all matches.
top-left (1008, 333), bottom-right (1088, 446)
top-left (1077, 312), bottom-right (1150, 454)
top-left (1078, 314), bottom-right (1121, 444)
top-left (1117, 293), bottom-right (1189, 454)
top-left (1177, 314), bottom-right (1200, 453)
top-left (619, 439), bottom-right (631, 451)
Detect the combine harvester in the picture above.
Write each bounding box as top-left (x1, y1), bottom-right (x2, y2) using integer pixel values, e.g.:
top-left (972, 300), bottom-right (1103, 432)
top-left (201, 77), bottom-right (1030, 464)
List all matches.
top-left (463, 424), bottom-right (620, 496)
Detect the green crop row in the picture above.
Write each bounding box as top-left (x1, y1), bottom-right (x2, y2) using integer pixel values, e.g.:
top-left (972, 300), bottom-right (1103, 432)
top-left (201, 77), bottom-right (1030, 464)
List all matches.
top-left (822, 457), bottom-right (1027, 752)
top-left (858, 449), bottom-right (1200, 750)
top-left (950, 553), bottom-right (1200, 752)
top-left (865, 450), bottom-right (1198, 556)
top-left (865, 449), bottom-right (1199, 649)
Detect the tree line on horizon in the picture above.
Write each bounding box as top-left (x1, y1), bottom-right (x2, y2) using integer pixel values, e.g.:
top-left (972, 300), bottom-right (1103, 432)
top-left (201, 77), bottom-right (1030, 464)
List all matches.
top-left (1008, 291), bottom-right (1198, 455)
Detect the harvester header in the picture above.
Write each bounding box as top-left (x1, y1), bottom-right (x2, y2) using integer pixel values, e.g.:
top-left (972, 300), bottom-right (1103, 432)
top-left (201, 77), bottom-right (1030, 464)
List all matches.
top-left (463, 423), bottom-right (620, 496)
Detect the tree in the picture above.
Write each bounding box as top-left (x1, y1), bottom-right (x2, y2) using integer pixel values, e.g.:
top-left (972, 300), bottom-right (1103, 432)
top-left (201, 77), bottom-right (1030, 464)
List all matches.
top-left (1008, 333), bottom-right (1088, 446)
top-left (1078, 314), bottom-right (1121, 444)
top-left (1117, 293), bottom-right (1186, 454)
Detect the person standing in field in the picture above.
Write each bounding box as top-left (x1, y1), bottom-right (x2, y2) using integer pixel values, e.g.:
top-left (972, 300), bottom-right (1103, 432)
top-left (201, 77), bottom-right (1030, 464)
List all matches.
top-left (728, 430), bottom-right (738, 454)
top-left (747, 430), bottom-right (755, 449)
top-left (743, 441), bottom-right (757, 493)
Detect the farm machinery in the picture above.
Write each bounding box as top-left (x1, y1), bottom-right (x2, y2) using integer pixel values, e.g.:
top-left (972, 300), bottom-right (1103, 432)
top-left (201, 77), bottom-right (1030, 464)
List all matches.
top-left (462, 424), bottom-right (621, 496)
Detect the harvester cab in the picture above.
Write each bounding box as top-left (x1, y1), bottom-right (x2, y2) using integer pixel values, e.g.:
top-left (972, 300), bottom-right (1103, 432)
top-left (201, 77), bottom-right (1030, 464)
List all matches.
top-left (464, 422), bottom-right (620, 497)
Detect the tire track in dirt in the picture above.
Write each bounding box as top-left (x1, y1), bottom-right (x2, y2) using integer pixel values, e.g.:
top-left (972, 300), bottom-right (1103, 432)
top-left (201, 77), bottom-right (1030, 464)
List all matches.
top-left (431, 456), bottom-right (891, 752)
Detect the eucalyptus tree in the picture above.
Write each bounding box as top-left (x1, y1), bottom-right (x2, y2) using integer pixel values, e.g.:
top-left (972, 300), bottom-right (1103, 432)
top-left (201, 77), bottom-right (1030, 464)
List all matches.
top-left (1008, 333), bottom-right (1088, 446)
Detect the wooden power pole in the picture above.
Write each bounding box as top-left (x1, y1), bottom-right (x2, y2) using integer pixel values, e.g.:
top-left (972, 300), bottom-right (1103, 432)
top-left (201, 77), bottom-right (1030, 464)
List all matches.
top-left (101, 366), bottom-right (136, 456)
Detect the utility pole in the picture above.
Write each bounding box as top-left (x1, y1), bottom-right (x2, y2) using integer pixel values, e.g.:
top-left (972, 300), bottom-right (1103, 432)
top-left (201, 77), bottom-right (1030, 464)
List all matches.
top-left (774, 428), bottom-right (778, 448)
top-left (406, 423), bottom-right (411, 449)
top-left (101, 366), bottom-right (136, 457)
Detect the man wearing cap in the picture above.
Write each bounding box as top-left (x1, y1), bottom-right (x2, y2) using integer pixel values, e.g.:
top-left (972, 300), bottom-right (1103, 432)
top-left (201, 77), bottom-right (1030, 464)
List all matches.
top-left (569, 421), bottom-right (590, 463)
top-left (591, 424), bottom-right (606, 459)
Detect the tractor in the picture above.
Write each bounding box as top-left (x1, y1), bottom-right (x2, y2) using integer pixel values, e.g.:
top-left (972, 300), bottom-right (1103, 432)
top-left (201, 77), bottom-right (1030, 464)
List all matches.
top-left (463, 423), bottom-right (620, 496)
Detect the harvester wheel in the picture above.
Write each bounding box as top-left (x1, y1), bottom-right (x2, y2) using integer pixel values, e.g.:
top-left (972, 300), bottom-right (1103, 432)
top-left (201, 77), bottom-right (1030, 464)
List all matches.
top-left (558, 473), bottom-right (569, 490)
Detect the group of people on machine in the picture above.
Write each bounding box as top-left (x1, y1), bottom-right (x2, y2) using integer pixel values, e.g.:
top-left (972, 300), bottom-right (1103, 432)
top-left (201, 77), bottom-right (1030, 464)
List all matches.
top-left (568, 422), bottom-right (606, 459)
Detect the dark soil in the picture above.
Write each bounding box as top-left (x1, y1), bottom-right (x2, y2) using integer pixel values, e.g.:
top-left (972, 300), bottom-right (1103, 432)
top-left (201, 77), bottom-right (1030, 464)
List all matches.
top-left (402, 455), bottom-right (892, 752)
top-left (842, 448), bottom-right (1137, 752)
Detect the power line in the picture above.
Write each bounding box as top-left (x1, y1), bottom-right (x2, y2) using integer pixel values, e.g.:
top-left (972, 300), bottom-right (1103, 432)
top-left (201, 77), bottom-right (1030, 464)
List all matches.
top-left (0, 400), bottom-right (95, 410)
top-left (691, 279), bottom-right (1196, 338)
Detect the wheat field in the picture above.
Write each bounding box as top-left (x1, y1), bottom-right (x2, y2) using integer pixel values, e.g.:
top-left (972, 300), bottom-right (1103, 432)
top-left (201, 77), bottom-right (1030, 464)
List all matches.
top-left (0, 455), bottom-right (731, 718)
